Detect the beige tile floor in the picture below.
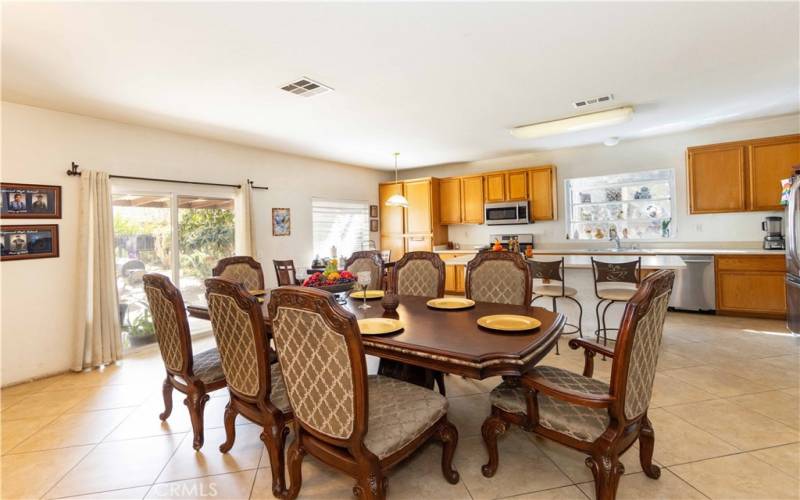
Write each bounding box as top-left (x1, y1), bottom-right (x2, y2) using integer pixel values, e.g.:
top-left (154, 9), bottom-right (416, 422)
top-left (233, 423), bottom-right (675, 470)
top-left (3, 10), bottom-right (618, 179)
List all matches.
top-left (1, 312), bottom-right (798, 499)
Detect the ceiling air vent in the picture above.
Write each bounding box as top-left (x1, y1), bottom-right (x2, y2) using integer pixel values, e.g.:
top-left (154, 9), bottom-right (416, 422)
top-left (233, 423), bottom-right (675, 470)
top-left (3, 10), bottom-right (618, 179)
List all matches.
top-left (572, 94), bottom-right (614, 109)
top-left (280, 77), bottom-right (333, 97)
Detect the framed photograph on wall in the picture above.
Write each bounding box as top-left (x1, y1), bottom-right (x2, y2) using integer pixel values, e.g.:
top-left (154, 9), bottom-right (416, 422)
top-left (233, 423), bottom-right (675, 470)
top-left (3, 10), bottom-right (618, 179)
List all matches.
top-left (1, 224), bottom-right (59, 261)
top-left (272, 208), bottom-right (290, 236)
top-left (1, 183), bottom-right (62, 219)
top-left (369, 205), bottom-right (378, 218)
top-left (370, 219), bottom-right (379, 232)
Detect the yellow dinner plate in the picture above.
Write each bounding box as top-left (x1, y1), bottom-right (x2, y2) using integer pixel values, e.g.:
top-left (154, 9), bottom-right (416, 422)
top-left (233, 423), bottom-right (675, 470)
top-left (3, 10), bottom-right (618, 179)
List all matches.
top-left (357, 318), bottom-right (404, 335)
top-left (427, 298), bottom-right (476, 310)
top-left (249, 289), bottom-right (267, 296)
top-left (477, 315), bottom-right (541, 332)
top-left (350, 290), bottom-right (385, 300)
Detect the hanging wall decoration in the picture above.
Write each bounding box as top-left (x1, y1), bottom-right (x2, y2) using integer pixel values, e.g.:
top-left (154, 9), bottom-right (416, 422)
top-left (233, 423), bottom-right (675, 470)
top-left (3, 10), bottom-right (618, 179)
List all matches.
top-left (1, 224), bottom-right (60, 261)
top-left (1, 183), bottom-right (62, 219)
top-left (272, 208), bottom-right (291, 236)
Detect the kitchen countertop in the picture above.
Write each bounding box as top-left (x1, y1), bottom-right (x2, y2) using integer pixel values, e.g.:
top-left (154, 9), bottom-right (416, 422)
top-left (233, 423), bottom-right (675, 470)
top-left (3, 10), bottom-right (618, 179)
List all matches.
top-left (443, 253), bottom-right (686, 270)
top-left (434, 247), bottom-right (784, 256)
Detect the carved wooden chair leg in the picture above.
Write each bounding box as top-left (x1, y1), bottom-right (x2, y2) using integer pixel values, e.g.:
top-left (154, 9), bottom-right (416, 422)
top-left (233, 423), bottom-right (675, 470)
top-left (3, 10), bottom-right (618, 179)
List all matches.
top-left (480, 412), bottom-right (508, 478)
top-left (260, 422), bottom-right (290, 498)
top-left (285, 437), bottom-right (306, 500)
top-left (639, 414), bottom-right (661, 479)
top-left (219, 401), bottom-right (238, 453)
top-left (185, 389), bottom-right (210, 450)
top-left (353, 461), bottom-right (387, 500)
top-left (433, 371), bottom-right (447, 396)
top-left (437, 419), bottom-right (460, 484)
top-left (159, 377), bottom-right (173, 421)
top-left (586, 453), bottom-right (624, 500)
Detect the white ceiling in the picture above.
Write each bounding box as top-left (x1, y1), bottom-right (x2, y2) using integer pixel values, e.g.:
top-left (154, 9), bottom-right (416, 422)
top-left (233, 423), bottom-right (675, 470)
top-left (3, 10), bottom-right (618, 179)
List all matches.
top-left (3, 2), bottom-right (798, 169)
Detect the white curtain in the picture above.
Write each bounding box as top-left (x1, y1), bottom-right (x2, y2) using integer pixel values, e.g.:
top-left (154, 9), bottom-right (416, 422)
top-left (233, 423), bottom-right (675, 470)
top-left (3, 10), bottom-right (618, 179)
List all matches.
top-left (235, 179), bottom-right (256, 256)
top-left (73, 170), bottom-right (122, 371)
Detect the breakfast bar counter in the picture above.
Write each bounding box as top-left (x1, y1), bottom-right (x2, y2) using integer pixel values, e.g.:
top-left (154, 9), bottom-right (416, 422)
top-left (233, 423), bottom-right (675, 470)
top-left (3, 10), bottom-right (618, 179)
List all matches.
top-left (443, 253), bottom-right (686, 269)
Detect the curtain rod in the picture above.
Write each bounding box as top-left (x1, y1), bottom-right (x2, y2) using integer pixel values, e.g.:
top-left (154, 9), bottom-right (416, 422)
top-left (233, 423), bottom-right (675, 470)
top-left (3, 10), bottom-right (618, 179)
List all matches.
top-left (66, 162), bottom-right (268, 190)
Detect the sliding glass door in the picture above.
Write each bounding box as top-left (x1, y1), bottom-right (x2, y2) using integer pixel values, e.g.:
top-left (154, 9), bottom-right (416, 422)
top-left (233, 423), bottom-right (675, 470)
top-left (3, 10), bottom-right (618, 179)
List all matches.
top-left (112, 192), bottom-right (235, 350)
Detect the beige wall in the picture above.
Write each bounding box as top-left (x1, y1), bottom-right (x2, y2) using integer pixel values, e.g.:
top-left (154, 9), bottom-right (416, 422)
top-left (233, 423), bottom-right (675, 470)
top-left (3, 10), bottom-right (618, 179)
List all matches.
top-left (401, 113), bottom-right (800, 246)
top-left (1, 101), bottom-right (390, 385)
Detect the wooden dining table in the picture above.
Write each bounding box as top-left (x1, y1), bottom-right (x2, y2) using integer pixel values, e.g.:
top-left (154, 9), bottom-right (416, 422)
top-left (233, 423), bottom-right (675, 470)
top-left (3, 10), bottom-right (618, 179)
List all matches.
top-left (187, 293), bottom-right (565, 380)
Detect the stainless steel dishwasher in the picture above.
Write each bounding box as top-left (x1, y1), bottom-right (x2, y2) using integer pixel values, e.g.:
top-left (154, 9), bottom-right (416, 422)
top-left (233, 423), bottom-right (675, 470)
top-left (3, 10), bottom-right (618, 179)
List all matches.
top-left (668, 255), bottom-right (716, 312)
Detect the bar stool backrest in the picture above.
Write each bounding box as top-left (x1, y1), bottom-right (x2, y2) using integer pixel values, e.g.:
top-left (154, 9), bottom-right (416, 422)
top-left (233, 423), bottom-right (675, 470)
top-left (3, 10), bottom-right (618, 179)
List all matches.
top-left (529, 258), bottom-right (566, 296)
top-left (591, 257), bottom-right (641, 297)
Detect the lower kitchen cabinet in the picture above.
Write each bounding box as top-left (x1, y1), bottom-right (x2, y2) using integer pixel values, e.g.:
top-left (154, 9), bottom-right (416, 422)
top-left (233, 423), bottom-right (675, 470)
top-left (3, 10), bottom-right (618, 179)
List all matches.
top-left (439, 253), bottom-right (466, 294)
top-left (715, 255), bottom-right (786, 318)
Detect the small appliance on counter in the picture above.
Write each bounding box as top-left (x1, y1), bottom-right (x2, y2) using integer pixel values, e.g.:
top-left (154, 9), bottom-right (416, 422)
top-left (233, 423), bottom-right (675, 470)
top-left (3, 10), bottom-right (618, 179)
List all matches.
top-left (762, 216), bottom-right (785, 250)
top-left (488, 234), bottom-right (534, 252)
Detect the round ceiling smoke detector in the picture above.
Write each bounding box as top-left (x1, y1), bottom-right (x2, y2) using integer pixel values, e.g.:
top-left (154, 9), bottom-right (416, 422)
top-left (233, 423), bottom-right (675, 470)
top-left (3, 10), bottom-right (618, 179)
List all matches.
top-left (603, 137), bottom-right (620, 146)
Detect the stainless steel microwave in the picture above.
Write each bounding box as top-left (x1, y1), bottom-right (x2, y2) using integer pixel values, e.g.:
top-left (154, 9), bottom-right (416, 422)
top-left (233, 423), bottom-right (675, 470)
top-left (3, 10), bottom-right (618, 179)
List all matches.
top-left (484, 201), bottom-right (530, 225)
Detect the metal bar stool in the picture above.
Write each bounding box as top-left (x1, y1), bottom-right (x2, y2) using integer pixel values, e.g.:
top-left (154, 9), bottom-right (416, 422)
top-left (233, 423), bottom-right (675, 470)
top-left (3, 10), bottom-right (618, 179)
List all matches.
top-left (529, 258), bottom-right (582, 354)
top-left (591, 257), bottom-right (641, 347)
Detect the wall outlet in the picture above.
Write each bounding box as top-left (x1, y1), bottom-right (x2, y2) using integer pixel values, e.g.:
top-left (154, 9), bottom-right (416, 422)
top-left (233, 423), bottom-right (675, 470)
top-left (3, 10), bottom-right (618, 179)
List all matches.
top-left (695, 223), bottom-right (703, 232)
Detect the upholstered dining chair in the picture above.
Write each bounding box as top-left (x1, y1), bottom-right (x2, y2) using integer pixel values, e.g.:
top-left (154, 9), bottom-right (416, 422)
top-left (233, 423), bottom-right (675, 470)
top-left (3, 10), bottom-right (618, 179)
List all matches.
top-left (269, 286), bottom-right (460, 500)
top-left (529, 258), bottom-right (583, 355)
top-left (592, 257), bottom-right (641, 347)
top-left (213, 256), bottom-right (265, 291)
top-left (386, 251), bottom-right (447, 394)
top-left (390, 251), bottom-right (445, 298)
top-left (465, 251), bottom-right (532, 306)
top-left (481, 270), bottom-right (675, 500)
top-left (345, 250), bottom-right (385, 290)
top-left (204, 277), bottom-right (293, 498)
top-left (272, 259), bottom-right (303, 287)
top-left (143, 274), bottom-right (226, 450)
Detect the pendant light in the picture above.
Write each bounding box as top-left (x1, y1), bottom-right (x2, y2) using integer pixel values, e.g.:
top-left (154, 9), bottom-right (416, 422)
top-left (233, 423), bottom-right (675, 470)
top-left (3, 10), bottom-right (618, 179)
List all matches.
top-left (385, 152), bottom-right (409, 207)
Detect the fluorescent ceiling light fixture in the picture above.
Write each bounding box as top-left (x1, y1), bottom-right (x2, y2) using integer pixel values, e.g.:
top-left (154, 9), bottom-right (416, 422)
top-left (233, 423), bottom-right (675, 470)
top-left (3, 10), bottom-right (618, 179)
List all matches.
top-left (511, 106), bottom-right (634, 139)
top-left (603, 137), bottom-right (620, 146)
top-left (385, 152), bottom-right (409, 207)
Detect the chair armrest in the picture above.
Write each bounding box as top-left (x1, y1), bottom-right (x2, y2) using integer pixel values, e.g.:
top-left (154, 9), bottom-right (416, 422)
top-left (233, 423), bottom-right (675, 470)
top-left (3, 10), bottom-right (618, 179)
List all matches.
top-left (568, 338), bottom-right (614, 377)
top-left (521, 373), bottom-right (614, 409)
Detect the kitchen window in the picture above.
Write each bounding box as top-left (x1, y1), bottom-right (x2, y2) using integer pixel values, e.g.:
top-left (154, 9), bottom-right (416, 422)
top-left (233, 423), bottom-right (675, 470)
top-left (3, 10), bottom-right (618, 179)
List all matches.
top-left (312, 198), bottom-right (370, 258)
top-left (565, 169), bottom-right (676, 240)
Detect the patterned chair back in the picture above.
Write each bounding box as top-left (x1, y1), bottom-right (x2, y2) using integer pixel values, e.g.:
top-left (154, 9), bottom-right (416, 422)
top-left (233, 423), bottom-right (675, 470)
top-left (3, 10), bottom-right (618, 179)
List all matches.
top-left (591, 258), bottom-right (641, 285)
top-left (610, 269), bottom-right (675, 422)
top-left (391, 252), bottom-right (445, 298)
top-left (213, 256), bottom-right (264, 291)
top-left (272, 260), bottom-right (299, 287)
top-left (143, 274), bottom-right (192, 376)
top-left (465, 252), bottom-right (532, 305)
top-left (205, 278), bottom-right (272, 402)
top-left (345, 251), bottom-right (384, 290)
top-left (269, 286), bottom-right (368, 444)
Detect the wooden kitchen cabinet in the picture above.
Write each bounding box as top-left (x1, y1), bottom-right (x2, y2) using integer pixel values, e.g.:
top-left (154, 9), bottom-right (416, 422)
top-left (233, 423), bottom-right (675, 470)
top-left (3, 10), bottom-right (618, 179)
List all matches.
top-left (749, 136), bottom-right (800, 211)
top-left (687, 145), bottom-right (747, 213)
top-left (404, 179), bottom-right (433, 234)
top-left (528, 165), bottom-right (557, 221)
top-left (439, 178), bottom-right (462, 224)
top-left (687, 134), bottom-right (800, 214)
top-left (379, 178), bottom-right (448, 258)
top-left (715, 255), bottom-right (786, 318)
top-left (439, 253), bottom-right (466, 294)
top-left (380, 235), bottom-right (405, 262)
top-left (461, 175), bottom-right (484, 224)
top-left (379, 183), bottom-right (405, 234)
top-left (484, 173), bottom-right (506, 202)
top-left (505, 170), bottom-right (528, 201)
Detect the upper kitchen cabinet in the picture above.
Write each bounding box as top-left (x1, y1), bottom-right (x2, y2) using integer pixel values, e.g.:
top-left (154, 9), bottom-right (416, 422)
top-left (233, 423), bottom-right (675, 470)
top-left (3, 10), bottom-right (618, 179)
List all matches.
top-left (379, 178), bottom-right (448, 256)
top-left (687, 134), bottom-right (800, 214)
top-left (528, 165), bottom-right (557, 221)
top-left (439, 177), bottom-right (462, 225)
top-left (687, 144), bottom-right (746, 213)
top-left (461, 175), bottom-right (485, 224)
top-left (484, 172), bottom-right (506, 202)
top-left (749, 135), bottom-right (800, 211)
top-left (505, 170), bottom-right (528, 201)
top-left (404, 179), bottom-right (433, 234)
top-left (379, 182), bottom-right (405, 234)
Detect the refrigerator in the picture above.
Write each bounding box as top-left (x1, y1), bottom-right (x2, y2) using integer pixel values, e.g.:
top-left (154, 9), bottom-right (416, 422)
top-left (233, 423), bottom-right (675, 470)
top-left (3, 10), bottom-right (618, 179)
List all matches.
top-left (786, 168), bottom-right (800, 334)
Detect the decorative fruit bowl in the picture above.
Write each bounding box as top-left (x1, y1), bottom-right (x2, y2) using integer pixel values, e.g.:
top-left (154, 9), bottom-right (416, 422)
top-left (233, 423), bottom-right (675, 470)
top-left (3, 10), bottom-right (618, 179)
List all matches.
top-left (302, 270), bottom-right (355, 302)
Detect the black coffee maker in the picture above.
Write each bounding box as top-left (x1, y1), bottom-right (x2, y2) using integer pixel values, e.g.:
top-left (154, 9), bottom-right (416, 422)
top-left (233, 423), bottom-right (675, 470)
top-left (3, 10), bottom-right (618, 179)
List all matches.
top-left (762, 216), bottom-right (785, 250)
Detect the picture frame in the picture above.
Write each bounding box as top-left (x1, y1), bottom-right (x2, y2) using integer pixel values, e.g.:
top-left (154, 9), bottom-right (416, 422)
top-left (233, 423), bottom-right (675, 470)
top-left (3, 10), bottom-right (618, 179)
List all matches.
top-left (370, 219), bottom-right (379, 232)
top-left (1, 183), bottom-right (62, 219)
top-left (369, 204), bottom-right (378, 218)
top-left (272, 208), bottom-right (291, 236)
top-left (1, 224), bottom-right (59, 261)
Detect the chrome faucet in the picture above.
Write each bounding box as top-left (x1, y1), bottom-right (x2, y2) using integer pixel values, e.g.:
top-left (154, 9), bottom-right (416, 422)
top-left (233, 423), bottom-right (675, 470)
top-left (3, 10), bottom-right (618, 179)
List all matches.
top-left (609, 230), bottom-right (622, 250)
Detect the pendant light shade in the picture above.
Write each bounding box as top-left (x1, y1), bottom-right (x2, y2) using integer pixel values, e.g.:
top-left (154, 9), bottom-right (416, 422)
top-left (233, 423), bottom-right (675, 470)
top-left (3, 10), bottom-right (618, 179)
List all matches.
top-left (385, 152), bottom-right (409, 208)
